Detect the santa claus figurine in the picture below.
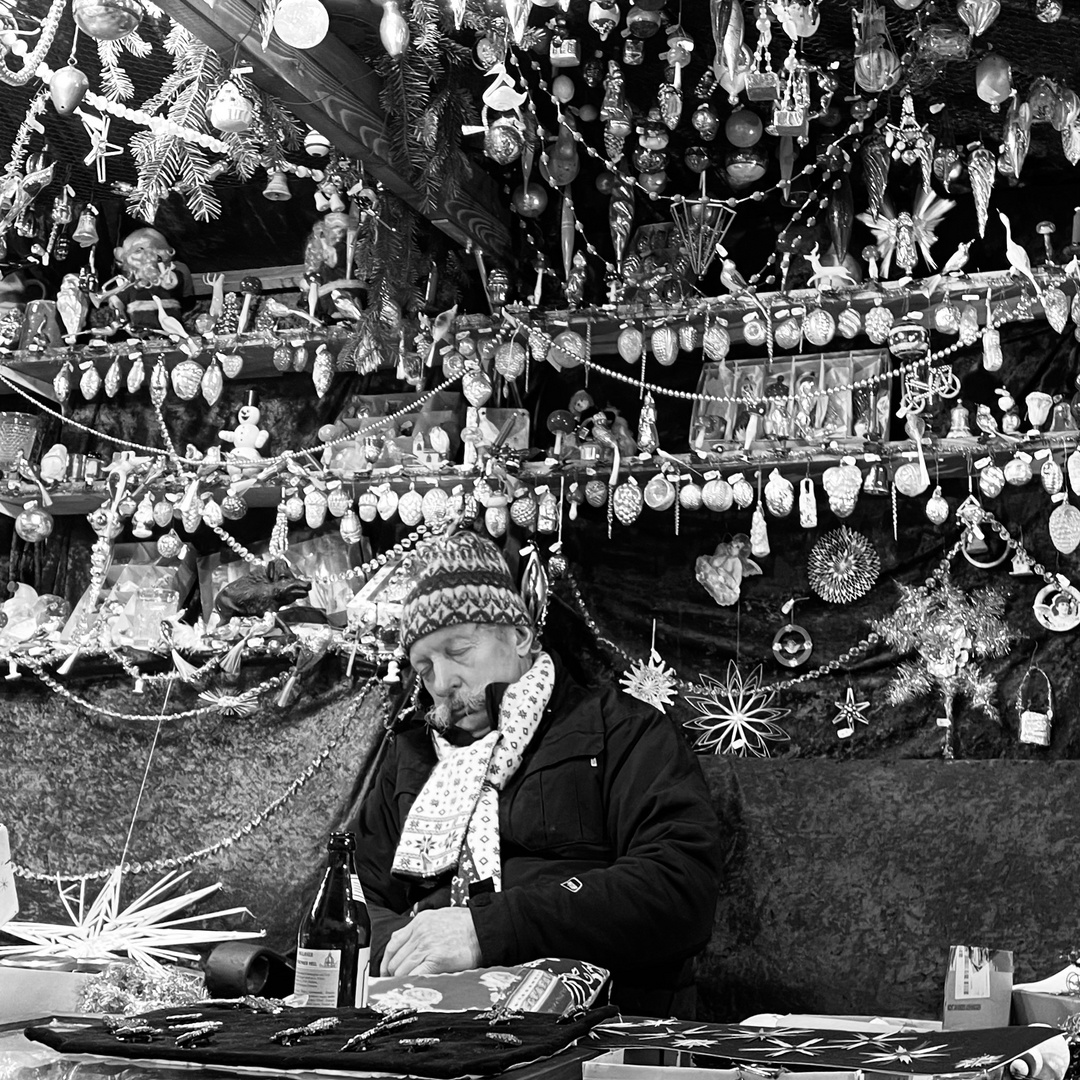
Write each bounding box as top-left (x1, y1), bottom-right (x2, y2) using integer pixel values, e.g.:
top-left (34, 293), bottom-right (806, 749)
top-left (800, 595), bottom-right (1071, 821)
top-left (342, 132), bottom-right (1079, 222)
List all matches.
top-left (97, 226), bottom-right (193, 332)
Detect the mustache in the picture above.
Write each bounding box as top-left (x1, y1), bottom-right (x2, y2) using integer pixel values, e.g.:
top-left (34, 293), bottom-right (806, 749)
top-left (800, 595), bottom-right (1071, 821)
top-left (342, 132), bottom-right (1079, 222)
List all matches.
top-left (425, 687), bottom-right (488, 732)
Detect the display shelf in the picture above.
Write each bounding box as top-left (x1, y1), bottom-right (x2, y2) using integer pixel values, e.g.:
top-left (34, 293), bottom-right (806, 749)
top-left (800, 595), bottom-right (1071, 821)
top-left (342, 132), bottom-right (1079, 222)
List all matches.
top-left (0, 326), bottom-right (353, 394)
top-left (4, 433), bottom-right (1077, 518)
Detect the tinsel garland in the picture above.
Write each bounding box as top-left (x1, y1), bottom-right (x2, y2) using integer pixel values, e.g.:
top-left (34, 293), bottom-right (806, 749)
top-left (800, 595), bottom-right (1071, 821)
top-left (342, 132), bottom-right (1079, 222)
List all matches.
top-left (1, 89), bottom-right (48, 182)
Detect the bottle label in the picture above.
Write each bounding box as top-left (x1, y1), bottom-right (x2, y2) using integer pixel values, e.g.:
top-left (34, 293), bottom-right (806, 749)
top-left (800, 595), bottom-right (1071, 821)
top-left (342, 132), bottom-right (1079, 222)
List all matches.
top-left (350, 873), bottom-right (366, 903)
top-left (295, 948), bottom-right (342, 1008)
top-left (355, 946), bottom-right (371, 1007)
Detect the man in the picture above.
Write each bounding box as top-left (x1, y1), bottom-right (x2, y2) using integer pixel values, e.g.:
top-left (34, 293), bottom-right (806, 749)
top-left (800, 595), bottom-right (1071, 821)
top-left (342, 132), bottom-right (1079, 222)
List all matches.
top-left (353, 530), bottom-right (721, 1016)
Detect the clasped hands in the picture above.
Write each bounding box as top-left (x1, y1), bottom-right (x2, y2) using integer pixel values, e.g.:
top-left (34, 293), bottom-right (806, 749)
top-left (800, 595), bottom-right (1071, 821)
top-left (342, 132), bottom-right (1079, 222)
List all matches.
top-left (381, 907), bottom-right (482, 976)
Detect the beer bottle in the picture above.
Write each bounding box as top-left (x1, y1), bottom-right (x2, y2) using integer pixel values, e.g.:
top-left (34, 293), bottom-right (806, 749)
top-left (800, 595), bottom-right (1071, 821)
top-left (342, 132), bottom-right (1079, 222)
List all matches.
top-left (295, 831), bottom-right (371, 1007)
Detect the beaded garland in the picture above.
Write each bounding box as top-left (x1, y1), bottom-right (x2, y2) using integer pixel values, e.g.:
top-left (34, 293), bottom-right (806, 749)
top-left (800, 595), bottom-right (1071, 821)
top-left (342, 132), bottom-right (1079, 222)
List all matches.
top-left (562, 506), bottom-right (1073, 708)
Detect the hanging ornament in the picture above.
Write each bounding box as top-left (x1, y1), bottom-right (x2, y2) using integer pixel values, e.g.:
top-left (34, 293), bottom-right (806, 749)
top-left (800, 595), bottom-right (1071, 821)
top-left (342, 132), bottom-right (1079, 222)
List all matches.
top-left (312, 343), bottom-right (333, 397)
top-left (14, 501), bottom-right (53, 543)
top-left (684, 663), bottom-right (790, 757)
top-left (1049, 496), bottom-right (1080, 553)
top-left (853, 0), bottom-right (901, 94)
top-left (613, 477), bottom-right (644, 525)
top-left (764, 469), bottom-right (794, 517)
top-left (651, 325), bottom-right (678, 366)
top-left (696, 535), bottom-right (761, 606)
top-left (600, 61), bottom-right (632, 163)
top-left (703, 320), bottom-right (731, 360)
top-left (746, 0), bottom-right (780, 100)
top-left (1015, 656), bottom-right (1052, 746)
top-left (208, 80), bottom-right (253, 134)
top-left (1043, 285), bottom-right (1069, 334)
top-left (975, 53), bottom-right (1012, 112)
top-left (1033, 581), bottom-right (1080, 631)
top-left (609, 170), bottom-right (635, 268)
top-left (808, 527), bottom-right (881, 604)
top-left (798, 476), bottom-right (817, 528)
top-left (49, 65), bottom-right (89, 117)
top-left (171, 360), bottom-right (204, 401)
top-left (827, 170), bottom-right (854, 261)
top-left (822, 459), bottom-right (863, 517)
top-left (730, 472), bottom-right (755, 509)
top-left (803, 308), bottom-right (836, 347)
top-left (691, 102), bottom-right (721, 140)
top-left (104, 357), bottom-right (121, 398)
top-left (711, 0), bottom-right (748, 104)
top-left (681, 481), bottom-right (704, 510)
top-left (750, 503), bottom-right (770, 557)
top-left (72, 0), bottom-right (142, 40)
top-left (957, 0), bottom-right (1000, 37)
top-left (669, 179), bottom-right (736, 279)
top-left (589, 0), bottom-right (621, 39)
top-left (926, 485), bottom-right (950, 525)
top-left (1002, 95), bottom-right (1032, 178)
top-left (772, 598), bottom-right (813, 668)
top-left (621, 641), bottom-right (679, 713)
top-left (831, 686), bottom-right (871, 738)
top-left (79, 361), bottom-right (101, 401)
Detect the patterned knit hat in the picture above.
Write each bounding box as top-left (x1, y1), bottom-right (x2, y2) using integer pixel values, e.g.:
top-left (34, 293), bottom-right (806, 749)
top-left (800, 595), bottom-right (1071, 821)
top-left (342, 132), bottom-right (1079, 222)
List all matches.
top-left (399, 531), bottom-right (533, 653)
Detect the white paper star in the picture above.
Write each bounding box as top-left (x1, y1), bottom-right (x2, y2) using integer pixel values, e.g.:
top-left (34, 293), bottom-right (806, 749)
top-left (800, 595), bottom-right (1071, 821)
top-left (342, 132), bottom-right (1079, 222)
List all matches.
top-left (760, 1036), bottom-right (825, 1057)
top-left (955, 1055), bottom-right (1006, 1068)
top-left (684, 663), bottom-right (790, 757)
top-left (76, 109), bottom-right (124, 184)
top-left (826, 1031), bottom-right (908, 1051)
top-left (672, 1038), bottom-right (720, 1049)
top-left (620, 649), bottom-right (679, 713)
top-left (832, 686), bottom-right (871, 738)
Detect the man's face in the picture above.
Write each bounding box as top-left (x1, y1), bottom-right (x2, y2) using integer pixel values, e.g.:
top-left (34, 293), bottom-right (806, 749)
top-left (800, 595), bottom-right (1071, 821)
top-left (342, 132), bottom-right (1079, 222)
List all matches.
top-left (408, 623), bottom-right (531, 734)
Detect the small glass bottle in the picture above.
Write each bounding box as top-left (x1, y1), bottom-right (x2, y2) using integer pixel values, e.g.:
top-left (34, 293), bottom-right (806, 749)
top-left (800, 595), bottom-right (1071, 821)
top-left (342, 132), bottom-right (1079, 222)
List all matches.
top-left (295, 832), bottom-right (371, 1008)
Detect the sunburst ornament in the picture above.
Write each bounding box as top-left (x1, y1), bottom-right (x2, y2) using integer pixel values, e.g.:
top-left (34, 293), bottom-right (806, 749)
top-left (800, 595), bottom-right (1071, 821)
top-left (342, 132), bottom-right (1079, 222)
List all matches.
top-left (808, 527), bottom-right (881, 604)
top-left (620, 619), bottom-right (679, 713)
top-left (684, 663), bottom-right (790, 757)
top-left (75, 108), bottom-right (124, 184)
top-left (621, 650), bottom-right (679, 713)
top-left (197, 688), bottom-right (259, 718)
top-left (0, 866), bottom-right (263, 972)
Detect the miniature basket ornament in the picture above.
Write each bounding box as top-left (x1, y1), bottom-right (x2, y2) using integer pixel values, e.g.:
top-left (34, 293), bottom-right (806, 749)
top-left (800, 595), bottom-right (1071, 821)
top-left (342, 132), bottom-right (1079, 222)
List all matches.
top-left (669, 176), bottom-right (736, 279)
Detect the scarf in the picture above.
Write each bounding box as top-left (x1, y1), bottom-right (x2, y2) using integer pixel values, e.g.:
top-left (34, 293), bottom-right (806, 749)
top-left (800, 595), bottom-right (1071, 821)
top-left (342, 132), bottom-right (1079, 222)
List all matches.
top-left (392, 652), bottom-right (555, 903)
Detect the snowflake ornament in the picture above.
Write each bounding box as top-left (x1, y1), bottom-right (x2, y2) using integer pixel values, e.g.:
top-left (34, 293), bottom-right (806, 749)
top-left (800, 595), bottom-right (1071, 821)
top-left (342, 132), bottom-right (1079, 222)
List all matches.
top-left (955, 1055), bottom-right (1006, 1069)
top-left (621, 648), bottom-right (679, 713)
top-left (684, 662), bottom-right (790, 757)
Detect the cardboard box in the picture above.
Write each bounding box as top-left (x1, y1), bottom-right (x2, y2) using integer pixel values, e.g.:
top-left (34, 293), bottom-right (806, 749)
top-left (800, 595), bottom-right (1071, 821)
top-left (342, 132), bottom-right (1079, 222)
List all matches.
top-left (943, 945), bottom-right (1014, 1030)
top-left (1013, 965), bottom-right (1080, 1026)
top-left (0, 956), bottom-right (101, 1025)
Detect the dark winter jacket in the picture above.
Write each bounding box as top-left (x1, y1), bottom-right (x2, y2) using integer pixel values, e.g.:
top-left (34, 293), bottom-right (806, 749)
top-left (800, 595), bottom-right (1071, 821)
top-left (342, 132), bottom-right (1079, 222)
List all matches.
top-left (352, 652), bottom-right (722, 1015)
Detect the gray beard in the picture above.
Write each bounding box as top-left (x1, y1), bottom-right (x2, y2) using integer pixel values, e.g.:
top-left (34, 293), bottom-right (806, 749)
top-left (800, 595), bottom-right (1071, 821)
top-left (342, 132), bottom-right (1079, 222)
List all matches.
top-left (425, 687), bottom-right (488, 733)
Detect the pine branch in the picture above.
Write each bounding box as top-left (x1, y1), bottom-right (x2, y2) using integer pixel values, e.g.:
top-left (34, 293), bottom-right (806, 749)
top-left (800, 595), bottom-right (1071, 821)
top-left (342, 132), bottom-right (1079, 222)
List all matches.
top-left (98, 39), bottom-right (135, 102)
top-left (118, 30), bottom-right (153, 58)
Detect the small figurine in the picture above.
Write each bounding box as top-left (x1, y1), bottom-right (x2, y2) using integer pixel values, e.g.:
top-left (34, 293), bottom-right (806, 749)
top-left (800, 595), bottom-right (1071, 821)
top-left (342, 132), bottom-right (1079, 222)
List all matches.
top-left (97, 227), bottom-right (192, 332)
top-left (637, 392), bottom-right (659, 454)
top-left (565, 251), bottom-right (587, 307)
top-left (764, 374), bottom-right (791, 439)
top-left (219, 393), bottom-right (270, 477)
top-left (56, 273), bottom-right (88, 341)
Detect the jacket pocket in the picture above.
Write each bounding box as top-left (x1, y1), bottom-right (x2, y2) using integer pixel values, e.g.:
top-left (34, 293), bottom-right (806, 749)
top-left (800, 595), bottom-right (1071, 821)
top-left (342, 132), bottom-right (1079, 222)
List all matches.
top-left (506, 755), bottom-right (609, 855)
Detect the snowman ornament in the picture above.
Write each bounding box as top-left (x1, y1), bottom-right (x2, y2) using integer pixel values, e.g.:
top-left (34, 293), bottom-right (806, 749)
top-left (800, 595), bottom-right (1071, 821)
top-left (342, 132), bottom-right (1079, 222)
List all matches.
top-left (219, 396), bottom-right (270, 478)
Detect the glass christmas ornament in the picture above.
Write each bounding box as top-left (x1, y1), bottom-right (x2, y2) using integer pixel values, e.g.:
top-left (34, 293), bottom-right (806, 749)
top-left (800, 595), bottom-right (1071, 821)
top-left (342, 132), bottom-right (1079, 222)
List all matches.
top-left (726, 109), bottom-right (763, 147)
top-left (725, 147), bottom-right (767, 187)
top-left (982, 326), bottom-right (1003, 370)
top-left (378, 0), bottom-right (410, 56)
top-left (691, 103), bottom-right (720, 140)
top-left (273, 0), bottom-right (330, 48)
top-left (1028, 77), bottom-right (1060, 124)
top-left (49, 66), bottom-right (89, 117)
top-left (957, 0), bottom-right (1001, 36)
top-left (209, 80), bottom-right (253, 133)
top-left (701, 477), bottom-right (734, 512)
top-left (803, 308), bottom-right (836, 347)
top-left (864, 304), bottom-right (894, 344)
top-left (73, 0), bottom-right (142, 40)
top-left (15, 501), bottom-right (52, 543)
top-left (975, 53), bottom-right (1012, 111)
top-left (925, 486), bottom-right (949, 525)
top-left (775, 316), bottom-right (802, 350)
top-left (1036, 0), bottom-right (1062, 21)
top-left (510, 183), bottom-right (547, 218)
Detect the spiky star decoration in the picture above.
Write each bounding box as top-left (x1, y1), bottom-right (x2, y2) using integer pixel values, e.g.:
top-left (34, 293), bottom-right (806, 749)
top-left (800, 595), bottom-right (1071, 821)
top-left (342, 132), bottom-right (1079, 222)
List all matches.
top-left (871, 571), bottom-right (1015, 757)
top-left (684, 662), bottom-right (790, 757)
top-left (0, 867), bottom-right (263, 973)
top-left (620, 648), bottom-right (679, 713)
top-left (856, 189), bottom-right (954, 277)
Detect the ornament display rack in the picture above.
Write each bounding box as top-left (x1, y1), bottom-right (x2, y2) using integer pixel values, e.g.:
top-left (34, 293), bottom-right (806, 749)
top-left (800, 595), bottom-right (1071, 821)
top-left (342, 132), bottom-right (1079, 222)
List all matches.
top-left (0, 325), bottom-right (352, 388)
top-left (457, 270), bottom-right (1063, 350)
top-left (4, 431), bottom-right (1080, 521)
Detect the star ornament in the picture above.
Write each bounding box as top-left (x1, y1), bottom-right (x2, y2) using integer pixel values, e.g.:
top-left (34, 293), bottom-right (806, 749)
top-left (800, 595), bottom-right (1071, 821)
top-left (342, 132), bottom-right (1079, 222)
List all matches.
top-left (620, 648), bottom-right (679, 713)
top-left (76, 109), bottom-right (124, 184)
top-left (832, 686), bottom-right (870, 738)
top-left (684, 662), bottom-right (790, 757)
top-left (861, 1040), bottom-right (949, 1066)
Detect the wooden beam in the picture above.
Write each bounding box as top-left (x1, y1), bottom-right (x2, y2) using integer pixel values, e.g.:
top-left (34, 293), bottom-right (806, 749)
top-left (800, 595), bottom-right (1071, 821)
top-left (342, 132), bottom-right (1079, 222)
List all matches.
top-left (158, 0), bottom-right (511, 260)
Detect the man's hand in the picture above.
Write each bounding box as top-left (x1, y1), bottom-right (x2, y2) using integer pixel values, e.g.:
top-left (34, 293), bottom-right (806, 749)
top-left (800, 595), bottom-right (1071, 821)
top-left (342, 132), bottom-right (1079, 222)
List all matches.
top-left (381, 908), bottom-right (482, 976)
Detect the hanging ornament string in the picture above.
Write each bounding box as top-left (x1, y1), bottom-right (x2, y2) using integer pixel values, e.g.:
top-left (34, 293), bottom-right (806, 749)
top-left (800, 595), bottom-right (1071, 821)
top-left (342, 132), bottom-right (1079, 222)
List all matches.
top-left (23, 658), bottom-right (291, 722)
top-left (574, 301), bottom-right (1010, 407)
top-left (561, 507), bottom-right (1073, 699)
top-left (0, 368), bottom-right (463, 472)
top-left (0, 0), bottom-right (65, 87)
top-left (10, 677), bottom-right (383, 883)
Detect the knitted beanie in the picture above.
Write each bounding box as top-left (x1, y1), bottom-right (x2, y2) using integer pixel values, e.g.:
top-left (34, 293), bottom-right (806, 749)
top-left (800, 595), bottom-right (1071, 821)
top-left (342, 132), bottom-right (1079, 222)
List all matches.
top-left (399, 531), bottom-right (533, 653)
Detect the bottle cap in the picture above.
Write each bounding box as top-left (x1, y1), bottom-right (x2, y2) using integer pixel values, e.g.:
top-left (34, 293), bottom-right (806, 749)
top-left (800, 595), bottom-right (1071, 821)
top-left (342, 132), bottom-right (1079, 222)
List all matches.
top-left (328, 831), bottom-right (357, 850)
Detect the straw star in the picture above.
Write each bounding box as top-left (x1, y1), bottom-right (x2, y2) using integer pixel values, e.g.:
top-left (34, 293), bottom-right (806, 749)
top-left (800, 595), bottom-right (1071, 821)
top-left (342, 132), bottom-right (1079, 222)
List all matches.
top-left (77, 110), bottom-right (124, 184)
top-left (831, 686), bottom-right (870, 738)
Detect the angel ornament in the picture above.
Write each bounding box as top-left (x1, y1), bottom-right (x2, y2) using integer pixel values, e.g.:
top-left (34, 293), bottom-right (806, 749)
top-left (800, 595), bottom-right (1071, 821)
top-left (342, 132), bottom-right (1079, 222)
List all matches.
top-left (857, 190), bottom-right (954, 278)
